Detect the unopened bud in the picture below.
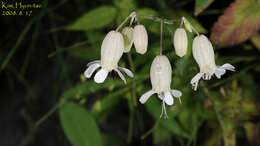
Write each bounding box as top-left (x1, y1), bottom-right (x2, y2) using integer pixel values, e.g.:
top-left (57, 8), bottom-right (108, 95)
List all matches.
top-left (121, 27), bottom-right (134, 53)
top-left (173, 28), bottom-right (188, 57)
top-left (182, 17), bottom-right (193, 33)
top-left (133, 25), bottom-right (148, 54)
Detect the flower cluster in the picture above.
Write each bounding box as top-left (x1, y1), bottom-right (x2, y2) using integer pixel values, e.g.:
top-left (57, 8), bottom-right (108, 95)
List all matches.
top-left (83, 12), bottom-right (235, 118)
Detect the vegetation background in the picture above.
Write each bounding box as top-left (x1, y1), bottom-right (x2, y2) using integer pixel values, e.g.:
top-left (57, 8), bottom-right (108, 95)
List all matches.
top-left (1, 0), bottom-right (260, 146)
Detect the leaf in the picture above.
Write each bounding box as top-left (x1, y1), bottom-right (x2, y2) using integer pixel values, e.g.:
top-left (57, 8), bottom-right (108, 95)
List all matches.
top-left (59, 101), bottom-right (102, 146)
top-left (164, 9), bottom-right (207, 34)
top-left (194, 0), bottom-right (215, 16)
top-left (210, 0), bottom-right (260, 47)
top-left (114, 0), bottom-right (136, 26)
top-left (66, 6), bottom-right (117, 31)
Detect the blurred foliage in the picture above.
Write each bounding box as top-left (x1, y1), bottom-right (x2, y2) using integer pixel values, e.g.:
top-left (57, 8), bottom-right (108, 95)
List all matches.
top-left (1, 0), bottom-right (260, 146)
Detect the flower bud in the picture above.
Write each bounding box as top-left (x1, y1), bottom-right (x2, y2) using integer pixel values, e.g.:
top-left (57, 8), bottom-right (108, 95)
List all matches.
top-left (101, 30), bottom-right (124, 71)
top-left (173, 28), bottom-right (188, 57)
top-left (121, 27), bottom-right (134, 53)
top-left (133, 25), bottom-right (148, 54)
top-left (182, 17), bottom-right (192, 33)
top-left (150, 55), bottom-right (172, 93)
top-left (192, 35), bottom-right (216, 73)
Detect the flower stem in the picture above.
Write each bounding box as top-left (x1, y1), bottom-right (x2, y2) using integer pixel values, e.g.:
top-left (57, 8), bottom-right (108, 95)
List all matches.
top-left (160, 20), bottom-right (163, 55)
top-left (116, 12), bottom-right (136, 32)
top-left (137, 13), bottom-right (180, 24)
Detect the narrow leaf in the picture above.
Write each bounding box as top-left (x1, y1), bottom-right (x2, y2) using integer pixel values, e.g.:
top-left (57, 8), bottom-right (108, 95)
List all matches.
top-left (66, 6), bottom-right (117, 31)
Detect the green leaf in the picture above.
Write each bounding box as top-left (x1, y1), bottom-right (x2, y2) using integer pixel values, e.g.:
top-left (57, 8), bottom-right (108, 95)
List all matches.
top-left (114, 0), bottom-right (136, 26)
top-left (210, 0), bottom-right (260, 47)
top-left (164, 9), bottom-right (207, 34)
top-left (59, 101), bottom-right (102, 146)
top-left (66, 6), bottom-right (117, 31)
top-left (194, 0), bottom-right (215, 16)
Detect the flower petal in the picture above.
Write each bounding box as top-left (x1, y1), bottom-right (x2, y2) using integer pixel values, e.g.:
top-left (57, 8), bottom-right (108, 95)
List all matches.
top-left (114, 68), bottom-right (126, 84)
top-left (84, 63), bottom-right (101, 78)
top-left (221, 63), bottom-right (235, 71)
top-left (214, 68), bottom-right (226, 79)
top-left (94, 68), bottom-right (109, 83)
top-left (87, 60), bottom-right (101, 67)
top-left (164, 91), bottom-right (174, 105)
top-left (191, 73), bottom-right (204, 91)
top-left (171, 89), bottom-right (182, 98)
top-left (139, 90), bottom-right (155, 104)
top-left (118, 67), bottom-right (134, 78)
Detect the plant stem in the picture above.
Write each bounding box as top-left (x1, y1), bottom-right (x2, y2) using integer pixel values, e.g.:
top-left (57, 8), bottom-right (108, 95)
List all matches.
top-left (137, 13), bottom-right (179, 24)
top-left (160, 20), bottom-right (163, 55)
top-left (116, 12), bottom-right (136, 31)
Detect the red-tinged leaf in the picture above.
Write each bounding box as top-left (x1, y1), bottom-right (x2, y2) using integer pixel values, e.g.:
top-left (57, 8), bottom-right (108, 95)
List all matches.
top-left (210, 0), bottom-right (260, 47)
top-left (194, 0), bottom-right (215, 16)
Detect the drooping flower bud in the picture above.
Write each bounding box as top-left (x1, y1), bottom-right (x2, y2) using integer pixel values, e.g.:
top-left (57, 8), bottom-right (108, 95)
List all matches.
top-left (133, 25), bottom-right (148, 54)
top-left (101, 30), bottom-right (124, 71)
top-left (121, 27), bottom-right (134, 53)
top-left (139, 55), bottom-right (182, 118)
top-left (191, 35), bottom-right (235, 90)
top-left (173, 28), bottom-right (188, 57)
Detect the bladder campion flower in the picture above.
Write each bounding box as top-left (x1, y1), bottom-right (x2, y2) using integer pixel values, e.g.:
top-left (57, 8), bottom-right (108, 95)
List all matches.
top-left (139, 55), bottom-right (182, 118)
top-left (84, 30), bottom-right (134, 84)
top-left (173, 28), bottom-right (188, 57)
top-left (133, 24), bottom-right (148, 54)
top-left (191, 35), bottom-right (235, 90)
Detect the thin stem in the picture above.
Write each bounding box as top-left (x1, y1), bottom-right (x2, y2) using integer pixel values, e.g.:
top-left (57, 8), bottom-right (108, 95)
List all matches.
top-left (141, 118), bottom-right (160, 140)
top-left (137, 13), bottom-right (180, 24)
top-left (35, 103), bottom-right (59, 126)
top-left (116, 12), bottom-right (136, 31)
top-left (160, 20), bottom-right (163, 55)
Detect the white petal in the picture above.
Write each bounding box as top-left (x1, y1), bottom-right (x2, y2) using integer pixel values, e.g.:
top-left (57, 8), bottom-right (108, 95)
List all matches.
top-left (214, 68), bottom-right (226, 79)
top-left (118, 67), bottom-right (134, 78)
top-left (158, 93), bottom-right (163, 100)
top-left (94, 68), bottom-right (109, 83)
top-left (114, 68), bottom-right (126, 84)
top-left (139, 90), bottom-right (155, 104)
top-left (87, 60), bottom-right (101, 67)
top-left (84, 63), bottom-right (101, 78)
top-left (221, 63), bottom-right (235, 71)
top-left (164, 91), bottom-right (174, 105)
top-left (191, 73), bottom-right (204, 91)
top-left (171, 89), bottom-right (182, 98)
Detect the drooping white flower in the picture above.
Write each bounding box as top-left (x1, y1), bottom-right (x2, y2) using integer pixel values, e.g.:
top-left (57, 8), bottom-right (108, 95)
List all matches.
top-left (173, 28), bottom-right (188, 57)
top-left (121, 27), bottom-right (134, 53)
top-left (84, 30), bottom-right (134, 84)
top-left (133, 24), bottom-right (148, 54)
top-left (191, 35), bottom-right (235, 90)
top-left (139, 55), bottom-right (182, 118)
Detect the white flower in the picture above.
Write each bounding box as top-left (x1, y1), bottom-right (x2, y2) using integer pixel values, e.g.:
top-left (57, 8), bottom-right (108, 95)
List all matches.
top-left (139, 55), bottom-right (182, 118)
top-left (191, 35), bottom-right (235, 90)
top-left (84, 30), bottom-right (134, 84)
top-left (133, 25), bottom-right (148, 54)
top-left (121, 27), bottom-right (134, 53)
top-left (173, 28), bottom-right (188, 57)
